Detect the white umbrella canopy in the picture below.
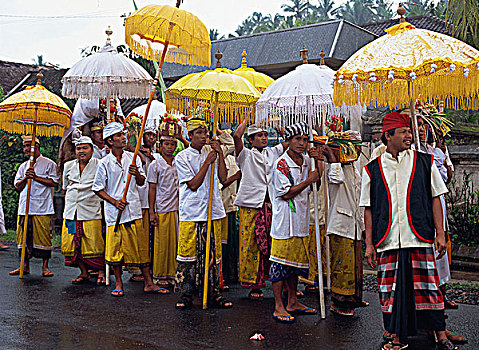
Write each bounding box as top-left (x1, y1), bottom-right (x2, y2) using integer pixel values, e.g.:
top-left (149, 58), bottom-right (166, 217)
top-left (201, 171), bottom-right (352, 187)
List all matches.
top-left (62, 30), bottom-right (153, 99)
top-left (256, 63), bottom-right (363, 128)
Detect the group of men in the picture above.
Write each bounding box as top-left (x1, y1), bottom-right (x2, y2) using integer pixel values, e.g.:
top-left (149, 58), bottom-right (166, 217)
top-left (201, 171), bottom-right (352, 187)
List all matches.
top-left (7, 109), bottom-right (465, 349)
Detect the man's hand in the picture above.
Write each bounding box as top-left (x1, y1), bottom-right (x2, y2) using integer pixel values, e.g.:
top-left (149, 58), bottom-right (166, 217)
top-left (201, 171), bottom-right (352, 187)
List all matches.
top-left (365, 244), bottom-right (377, 269)
top-left (114, 199), bottom-right (128, 211)
top-left (435, 230), bottom-right (447, 259)
top-left (206, 151), bottom-right (217, 165)
top-left (308, 168), bottom-right (320, 183)
top-left (25, 167), bottom-right (36, 179)
top-left (322, 145), bottom-right (338, 163)
top-left (149, 211), bottom-right (159, 226)
top-left (274, 125), bottom-right (285, 138)
top-left (210, 139), bottom-right (221, 153)
top-left (128, 164), bottom-right (139, 176)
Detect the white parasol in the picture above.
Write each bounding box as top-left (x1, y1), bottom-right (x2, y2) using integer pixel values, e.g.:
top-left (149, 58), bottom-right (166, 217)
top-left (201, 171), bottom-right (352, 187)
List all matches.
top-left (127, 100), bottom-right (166, 129)
top-left (62, 27), bottom-right (153, 123)
top-left (256, 48), bottom-right (363, 319)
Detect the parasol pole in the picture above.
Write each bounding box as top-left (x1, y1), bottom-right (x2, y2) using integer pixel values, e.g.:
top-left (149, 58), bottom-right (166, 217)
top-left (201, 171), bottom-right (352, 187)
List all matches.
top-left (408, 80), bottom-right (421, 150)
top-left (306, 96), bottom-right (326, 319)
top-left (203, 91), bottom-right (219, 310)
top-left (114, 2), bottom-right (182, 232)
top-left (19, 104), bottom-right (38, 279)
top-left (319, 49), bottom-right (332, 292)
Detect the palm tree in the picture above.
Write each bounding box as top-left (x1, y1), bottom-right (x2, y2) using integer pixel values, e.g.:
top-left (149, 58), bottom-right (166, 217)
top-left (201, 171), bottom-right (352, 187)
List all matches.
top-left (316, 0), bottom-right (338, 20)
top-left (338, 0), bottom-right (375, 24)
top-left (209, 28), bottom-right (224, 41)
top-left (32, 54), bottom-right (45, 66)
top-left (446, 0), bottom-right (479, 48)
top-left (281, 0), bottom-right (312, 21)
top-left (373, 0), bottom-right (394, 21)
top-left (404, 0), bottom-right (434, 17)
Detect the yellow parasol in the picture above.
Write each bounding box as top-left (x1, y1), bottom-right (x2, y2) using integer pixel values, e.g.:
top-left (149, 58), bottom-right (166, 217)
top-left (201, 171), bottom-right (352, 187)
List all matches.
top-left (333, 5), bottom-right (479, 147)
top-left (0, 72), bottom-right (71, 279)
top-left (166, 51), bottom-right (261, 309)
top-left (116, 0), bottom-right (211, 231)
top-left (233, 50), bottom-right (274, 93)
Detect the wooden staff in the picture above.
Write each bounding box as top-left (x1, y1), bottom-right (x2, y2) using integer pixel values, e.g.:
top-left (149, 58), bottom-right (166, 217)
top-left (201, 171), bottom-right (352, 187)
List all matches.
top-left (202, 92), bottom-right (219, 309)
top-left (19, 105), bottom-right (38, 279)
top-left (114, 6), bottom-right (180, 231)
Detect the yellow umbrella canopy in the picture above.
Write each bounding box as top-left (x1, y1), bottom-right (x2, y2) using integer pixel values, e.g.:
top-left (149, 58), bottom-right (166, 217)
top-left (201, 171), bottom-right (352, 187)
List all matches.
top-left (233, 50), bottom-right (274, 93)
top-left (333, 9), bottom-right (479, 111)
top-left (125, 3), bottom-right (211, 67)
top-left (0, 73), bottom-right (71, 136)
top-left (166, 51), bottom-right (261, 124)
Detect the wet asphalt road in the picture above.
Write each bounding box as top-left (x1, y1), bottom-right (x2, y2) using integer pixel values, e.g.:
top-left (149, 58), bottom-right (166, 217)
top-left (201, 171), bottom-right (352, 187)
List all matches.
top-left (0, 248), bottom-right (478, 350)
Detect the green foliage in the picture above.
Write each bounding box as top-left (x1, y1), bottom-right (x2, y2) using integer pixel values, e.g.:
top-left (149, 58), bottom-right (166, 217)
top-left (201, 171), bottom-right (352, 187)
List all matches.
top-left (0, 130), bottom-right (60, 230)
top-left (446, 171), bottom-right (479, 246)
top-left (445, 0), bottom-right (479, 49)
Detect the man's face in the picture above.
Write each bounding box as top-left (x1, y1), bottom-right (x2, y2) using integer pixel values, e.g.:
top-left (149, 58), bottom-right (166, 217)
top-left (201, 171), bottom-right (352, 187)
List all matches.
top-left (417, 117), bottom-right (426, 141)
top-left (161, 140), bottom-right (177, 157)
top-left (189, 127), bottom-right (207, 148)
top-left (288, 134), bottom-right (309, 155)
top-left (75, 144), bottom-right (93, 161)
top-left (91, 130), bottom-right (103, 145)
top-left (143, 131), bottom-right (157, 148)
top-left (250, 131), bottom-right (268, 148)
top-left (109, 132), bottom-right (127, 149)
top-left (386, 127), bottom-right (412, 151)
top-left (23, 142), bottom-right (39, 156)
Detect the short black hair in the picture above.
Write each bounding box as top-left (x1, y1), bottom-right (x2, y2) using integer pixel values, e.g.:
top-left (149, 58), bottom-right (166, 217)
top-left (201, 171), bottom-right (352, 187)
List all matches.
top-left (381, 129), bottom-right (396, 145)
top-left (75, 143), bottom-right (94, 151)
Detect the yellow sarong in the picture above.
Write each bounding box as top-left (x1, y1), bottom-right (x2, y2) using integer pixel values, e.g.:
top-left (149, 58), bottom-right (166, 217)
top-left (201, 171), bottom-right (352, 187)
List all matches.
top-left (238, 207), bottom-right (260, 284)
top-left (153, 211), bottom-right (178, 280)
top-left (61, 219), bottom-right (104, 258)
top-left (270, 236), bottom-right (309, 269)
top-left (105, 219), bottom-right (145, 266)
top-left (220, 216), bottom-right (228, 244)
top-left (16, 215), bottom-right (51, 251)
top-left (301, 225), bottom-right (328, 284)
top-left (177, 220), bottom-right (222, 263)
top-left (330, 234), bottom-right (361, 296)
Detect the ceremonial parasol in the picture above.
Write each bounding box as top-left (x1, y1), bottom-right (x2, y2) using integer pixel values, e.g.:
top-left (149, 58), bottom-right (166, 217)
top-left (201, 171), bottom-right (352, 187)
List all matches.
top-left (116, 0), bottom-right (211, 231)
top-left (62, 27), bottom-right (153, 123)
top-left (0, 72), bottom-right (71, 279)
top-left (128, 100), bottom-right (167, 129)
top-left (333, 5), bottom-right (479, 147)
top-left (233, 50), bottom-right (274, 93)
top-left (166, 51), bottom-right (261, 309)
top-left (256, 48), bottom-right (363, 319)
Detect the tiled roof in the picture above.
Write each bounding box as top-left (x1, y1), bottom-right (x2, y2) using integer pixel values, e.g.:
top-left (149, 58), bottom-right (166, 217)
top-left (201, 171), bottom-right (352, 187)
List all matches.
top-left (161, 20), bottom-right (377, 82)
top-left (0, 61), bottom-right (59, 95)
top-left (360, 14), bottom-right (448, 36)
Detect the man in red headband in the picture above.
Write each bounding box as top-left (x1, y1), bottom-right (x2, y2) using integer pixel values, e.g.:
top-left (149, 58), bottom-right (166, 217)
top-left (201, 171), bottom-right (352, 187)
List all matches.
top-left (360, 112), bottom-right (455, 350)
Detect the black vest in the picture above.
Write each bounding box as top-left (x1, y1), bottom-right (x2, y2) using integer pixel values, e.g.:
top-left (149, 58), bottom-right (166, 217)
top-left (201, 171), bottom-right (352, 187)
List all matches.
top-left (365, 151), bottom-right (435, 248)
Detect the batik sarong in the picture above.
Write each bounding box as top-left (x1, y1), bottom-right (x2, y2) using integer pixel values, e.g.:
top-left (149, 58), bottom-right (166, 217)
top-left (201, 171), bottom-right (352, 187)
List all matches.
top-left (16, 215), bottom-right (52, 260)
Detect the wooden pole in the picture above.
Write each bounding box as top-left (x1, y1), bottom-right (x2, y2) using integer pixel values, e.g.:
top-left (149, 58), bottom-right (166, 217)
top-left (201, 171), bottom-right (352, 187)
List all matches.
top-left (408, 81), bottom-right (421, 150)
top-left (307, 97), bottom-right (326, 319)
top-left (203, 92), bottom-right (219, 309)
top-left (114, 22), bottom-right (175, 232)
top-left (19, 105), bottom-right (38, 279)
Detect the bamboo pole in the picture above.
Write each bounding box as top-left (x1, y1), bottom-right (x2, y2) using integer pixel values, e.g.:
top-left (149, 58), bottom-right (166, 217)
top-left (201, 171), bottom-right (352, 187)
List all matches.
top-left (114, 21), bottom-right (175, 232)
top-left (408, 81), bottom-right (421, 151)
top-left (19, 105), bottom-right (38, 279)
top-left (307, 97), bottom-right (326, 319)
top-left (203, 92), bottom-right (219, 309)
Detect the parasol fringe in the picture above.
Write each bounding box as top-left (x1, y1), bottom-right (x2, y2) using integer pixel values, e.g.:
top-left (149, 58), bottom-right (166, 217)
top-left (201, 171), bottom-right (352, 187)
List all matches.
top-left (62, 78), bottom-right (152, 99)
top-left (125, 19), bottom-right (211, 68)
top-left (333, 68), bottom-right (479, 110)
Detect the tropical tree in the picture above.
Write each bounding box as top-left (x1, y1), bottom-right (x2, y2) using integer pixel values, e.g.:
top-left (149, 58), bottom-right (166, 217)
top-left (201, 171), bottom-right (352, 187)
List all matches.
top-left (338, 0), bottom-right (375, 24)
top-left (281, 0), bottom-right (312, 21)
top-left (445, 0), bottom-right (479, 48)
top-left (209, 28), bottom-right (224, 41)
top-left (316, 0), bottom-right (338, 20)
top-left (32, 54), bottom-right (45, 65)
top-left (403, 0), bottom-right (434, 17)
top-left (373, 0), bottom-right (394, 21)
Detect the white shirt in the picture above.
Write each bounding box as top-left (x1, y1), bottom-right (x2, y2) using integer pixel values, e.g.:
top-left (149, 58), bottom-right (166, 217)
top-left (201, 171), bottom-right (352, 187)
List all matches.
top-left (221, 155), bottom-right (239, 213)
top-left (92, 143), bottom-right (106, 159)
top-left (0, 166), bottom-right (6, 234)
top-left (15, 155), bottom-right (59, 215)
top-left (270, 152), bottom-right (311, 239)
top-left (92, 151), bottom-right (145, 227)
top-left (234, 144), bottom-right (284, 208)
top-left (360, 149), bottom-right (448, 252)
top-left (175, 146), bottom-right (226, 222)
top-left (326, 163), bottom-right (364, 240)
top-left (62, 157), bottom-right (102, 221)
top-left (138, 152), bottom-right (159, 209)
top-left (147, 155), bottom-right (179, 213)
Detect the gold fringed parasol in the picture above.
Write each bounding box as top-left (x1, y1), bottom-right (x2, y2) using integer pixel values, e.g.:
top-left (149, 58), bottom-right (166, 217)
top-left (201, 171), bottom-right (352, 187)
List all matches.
top-left (233, 50), bottom-right (274, 93)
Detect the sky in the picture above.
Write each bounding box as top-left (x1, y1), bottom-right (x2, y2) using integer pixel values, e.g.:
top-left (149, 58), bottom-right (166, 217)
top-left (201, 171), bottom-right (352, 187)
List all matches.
top-left (0, 0), bottom-right (403, 68)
